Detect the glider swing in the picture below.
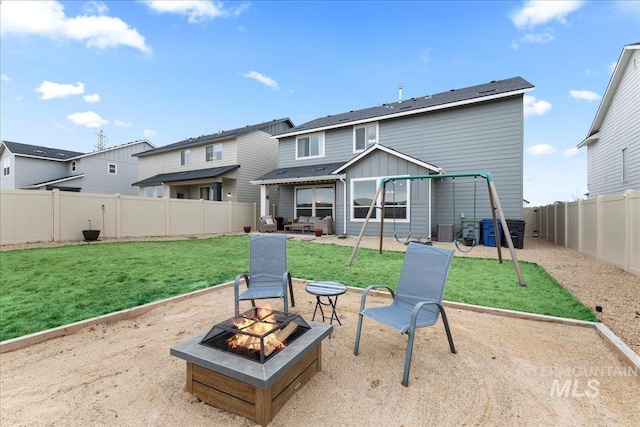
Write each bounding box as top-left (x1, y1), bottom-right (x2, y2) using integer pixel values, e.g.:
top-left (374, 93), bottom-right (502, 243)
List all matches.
top-left (347, 172), bottom-right (526, 287)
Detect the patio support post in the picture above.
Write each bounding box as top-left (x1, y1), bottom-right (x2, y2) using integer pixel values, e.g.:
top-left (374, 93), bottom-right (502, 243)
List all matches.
top-left (260, 185), bottom-right (268, 217)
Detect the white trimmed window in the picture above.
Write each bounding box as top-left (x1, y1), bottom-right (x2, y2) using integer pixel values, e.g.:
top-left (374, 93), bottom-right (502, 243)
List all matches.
top-left (71, 161), bottom-right (76, 172)
top-left (351, 177), bottom-right (409, 222)
top-left (144, 186), bottom-right (164, 198)
top-left (180, 149), bottom-right (190, 166)
top-left (294, 186), bottom-right (334, 218)
top-left (108, 163), bottom-right (117, 174)
top-left (206, 144), bottom-right (222, 162)
top-left (353, 123), bottom-right (378, 152)
top-left (296, 133), bottom-right (324, 159)
top-left (2, 158), bottom-right (9, 176)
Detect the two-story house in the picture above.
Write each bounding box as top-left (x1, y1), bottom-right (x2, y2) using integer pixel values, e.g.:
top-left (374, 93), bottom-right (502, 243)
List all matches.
top-left (577, 43), bottom-right (639, 197)
top-left (252, 77), bottom-right (534, 237)
top-left (132, 118), bottom-right (294, 204)
top-left (0, 139), bottom-right (154, 195)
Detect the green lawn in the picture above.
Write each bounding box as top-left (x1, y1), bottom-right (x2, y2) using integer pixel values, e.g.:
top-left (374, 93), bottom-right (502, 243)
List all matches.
top-left (0, 235), bottom-right (597, 341)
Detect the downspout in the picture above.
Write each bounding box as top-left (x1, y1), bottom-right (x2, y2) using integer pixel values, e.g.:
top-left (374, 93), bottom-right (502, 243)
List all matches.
top-left (339, 174), bottom-right (347, 235)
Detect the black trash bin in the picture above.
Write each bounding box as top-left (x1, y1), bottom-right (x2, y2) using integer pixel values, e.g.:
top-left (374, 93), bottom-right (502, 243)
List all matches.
top-left (276, 217), bottom-right (284, 231)
top-left (502, 219), bottom-right (525, 249)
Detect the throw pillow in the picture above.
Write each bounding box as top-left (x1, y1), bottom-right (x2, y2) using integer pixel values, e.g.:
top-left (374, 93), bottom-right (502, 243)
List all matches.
top-left (265, 218), bottom-right (274, 225)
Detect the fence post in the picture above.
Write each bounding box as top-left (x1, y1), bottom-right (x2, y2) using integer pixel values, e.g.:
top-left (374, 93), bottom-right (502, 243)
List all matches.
top-left (624, 189), bottom-right (631, 273)
top-left (564, 202), bottom-right (568, 248)
top-left (228, 201), bottom-right (234, 233)
top-left (578, 198), bottom-right (583, 253)
top-left (253, 203), bottom-right (257, 230)
top-left (114, 193), bottom-right (122, 239)
top-left (200, 199), bottom-right (205, 236)
top-left (165, 197), bottom-right (170, 237)
top-left (52, 189), bottom-right (60, 242)
top-left (596, 195), bottom-right (603, 261)
top-left (553, 203), bottom-right (557, 245)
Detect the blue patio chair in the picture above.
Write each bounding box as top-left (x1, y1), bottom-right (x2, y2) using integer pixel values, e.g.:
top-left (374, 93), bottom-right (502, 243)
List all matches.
top-left (353, 243), bottom-right (456, 386)
top-left (234, 234), bottom-right (295, 316)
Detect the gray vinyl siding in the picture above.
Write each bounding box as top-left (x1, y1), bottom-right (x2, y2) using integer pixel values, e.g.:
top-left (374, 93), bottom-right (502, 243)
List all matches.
top-left (587, 49), bottom-right (640, 196)
top-left (277, 96), bottom-right (524, 235)
top-left (0, 149), bottom-right (15, 189)
top-left (235, 131), bottom-right (279, 204)
top-left (13, 157), bottom-right (68, 189)
top-left (73, 142), bottom-right (151, 195)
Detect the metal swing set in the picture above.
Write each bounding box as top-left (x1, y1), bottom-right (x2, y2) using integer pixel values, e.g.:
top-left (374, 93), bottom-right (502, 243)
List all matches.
top-left (347, 172), bottom-right (526, 287)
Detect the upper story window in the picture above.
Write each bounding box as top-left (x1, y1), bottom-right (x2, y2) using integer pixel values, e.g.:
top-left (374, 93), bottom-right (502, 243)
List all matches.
top-left (353, 123), bottom-right (378, 152)
top-left (206, 144), bottom-right (222, 162)
top-left (181, 149), bottom-right (190, 166)
top-left (296, 133), bottom-right (324, 159)
top-left (2, 158), bottom-right (9, 176)
top-left (71, 161), bottom-right (76, 172)
top-left (108, 163), bottom-right (117, 174)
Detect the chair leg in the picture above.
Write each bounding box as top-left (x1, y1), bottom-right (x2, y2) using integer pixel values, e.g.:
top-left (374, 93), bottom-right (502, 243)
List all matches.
top-left (353, 314), bottom-right (364, 356)
top-left (288, 274), bottom-right (295, 308)
top-left (438, 305), bottom-right (456, 354)
top-left (402, 328), bottom-right (416, 387)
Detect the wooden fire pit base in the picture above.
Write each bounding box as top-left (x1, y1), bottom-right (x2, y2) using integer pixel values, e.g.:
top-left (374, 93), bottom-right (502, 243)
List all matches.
top-left (187, 342), bottom-right (321, 426)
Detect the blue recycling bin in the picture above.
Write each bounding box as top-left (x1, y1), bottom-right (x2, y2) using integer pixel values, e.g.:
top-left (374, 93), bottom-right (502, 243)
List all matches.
top-left (481, 217), bottom-right (503, 247)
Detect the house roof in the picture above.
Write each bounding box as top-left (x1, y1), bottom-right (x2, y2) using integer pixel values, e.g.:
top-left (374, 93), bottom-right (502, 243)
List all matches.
top-left (274, 77), bottom-right (534, 138)
top-left (22, 174), bottom-right (85, 189)
top-left (578, 43), bottom-right (640, 148)
top-left (251, 162), bottom-right (347, 185)
top-left (252, 144), bottom-right (442, 186)
top-left (135, 118), bottom-right (294, 157)
top-left (333, 144), bottom-right (442, 174)
top-left (131, 165), bottom-right (240, 187)
top-left (1, 139), bottom-right (156, 161)
top-left (2, 140), bottom-right (84, 161)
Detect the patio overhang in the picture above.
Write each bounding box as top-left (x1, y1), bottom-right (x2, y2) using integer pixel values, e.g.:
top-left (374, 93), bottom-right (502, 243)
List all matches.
top-left (22, 174), bottom-right (85, 189)
top-left (251, 162), bottom-right (346, 186)
top-left (132, 165), bottom-right (240, 187)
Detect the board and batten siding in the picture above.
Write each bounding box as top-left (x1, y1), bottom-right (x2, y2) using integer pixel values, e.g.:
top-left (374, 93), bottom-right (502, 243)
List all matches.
top-left (587, 49), bottom-right (640, 196)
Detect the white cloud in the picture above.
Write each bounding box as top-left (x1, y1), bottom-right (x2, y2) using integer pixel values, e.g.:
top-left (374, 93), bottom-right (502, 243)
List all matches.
top-left (608, 61), bottom-right (617, 74)
top-left (67, 111), bottom-right (108, 127)
top-left (584, 68), bottom-right (598, 76)
top-left (523, 95), bottom-right (552, 117)
top-left (0, 1), bottom-right (150, 54)
top-left (144, 1), bottom-right (250, 23)
top-left (36, 81), bottom-right (85, 100)
top-left (526, 144), bottom-right (556, 155)
top-left (143, 129), bottom-right (157, 137)
top-left (115, 120), bottom-right (132, 127)
top-left (564, 147), bottom-right (580, 157)
top-left (83, 93), bottom-right (101, 103)
top-left (510, 0), bottom-right (584, 29)
top-left (519, 30), bottom-right (555, 45)
top-left (1, 74), bottom-right (9, 81)
top-left (83, 1), bottom-right (109, 15)
top-left (242, 71), bottom-right (279, 90)
top-left (569, 89), bottom-right (601, 102)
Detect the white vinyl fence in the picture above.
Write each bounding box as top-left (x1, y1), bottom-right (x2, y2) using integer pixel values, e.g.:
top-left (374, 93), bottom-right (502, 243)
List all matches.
top-left (524, 189), bottom-right (639, 276)
top-left (0, 189), bottom-right (258, 245)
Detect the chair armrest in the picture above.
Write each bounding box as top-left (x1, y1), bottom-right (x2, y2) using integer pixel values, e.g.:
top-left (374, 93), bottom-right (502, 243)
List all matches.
top-left (405, 300), bottom-right (444, 333)
top-left (359, 285), bottom-right (395, 312)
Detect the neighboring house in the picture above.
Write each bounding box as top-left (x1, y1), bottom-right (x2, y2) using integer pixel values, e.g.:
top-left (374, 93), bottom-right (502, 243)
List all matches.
top-left (577, 43), bottom-right (639, 197)
top-left (0, 139), bottom-right (155, 195)
top-left (253, 77), bottom-right (534, 237)
top-left (132, 118), bottom-right (294, 203)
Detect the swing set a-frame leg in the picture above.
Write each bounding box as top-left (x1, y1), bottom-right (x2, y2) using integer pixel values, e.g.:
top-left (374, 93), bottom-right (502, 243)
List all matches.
top-left (348, 184), bottom-right (384, 267)
top-left (488, 181), bottom-right (526, 286)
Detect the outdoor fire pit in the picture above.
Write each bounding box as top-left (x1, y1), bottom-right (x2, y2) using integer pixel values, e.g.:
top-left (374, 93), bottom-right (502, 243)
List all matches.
top-left (171, 308), bottom-right (332, 426)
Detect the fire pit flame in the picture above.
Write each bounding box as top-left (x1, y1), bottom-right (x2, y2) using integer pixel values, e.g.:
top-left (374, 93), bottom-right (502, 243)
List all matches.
top-left (199, 306), bottom-right (309, 363)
